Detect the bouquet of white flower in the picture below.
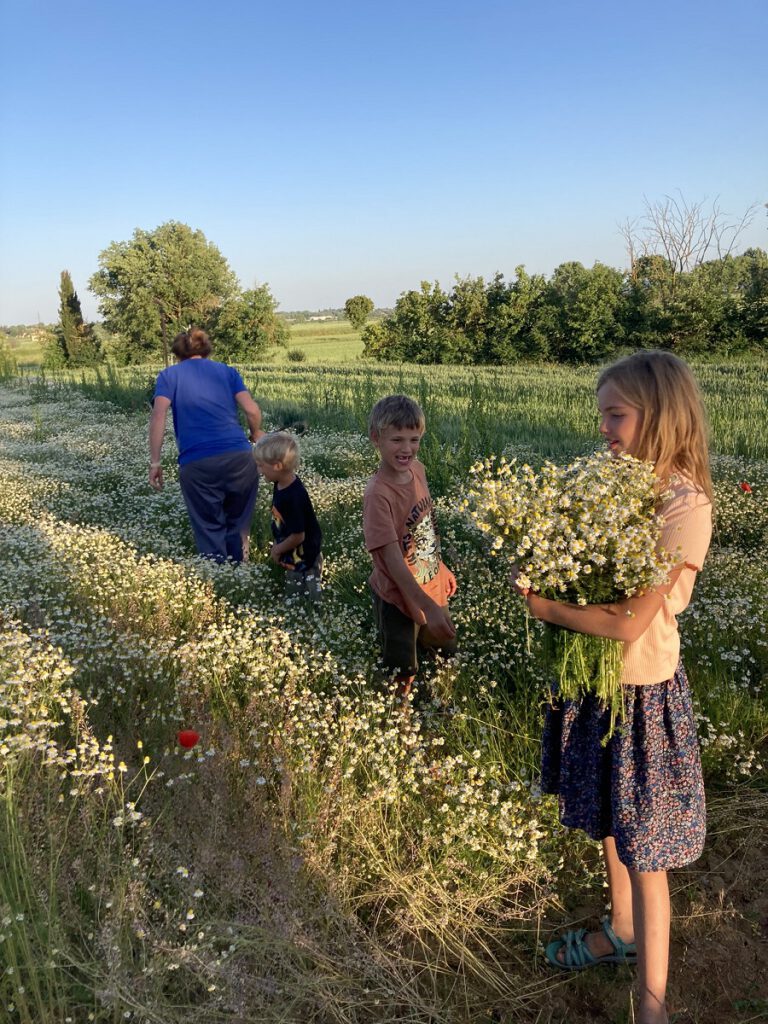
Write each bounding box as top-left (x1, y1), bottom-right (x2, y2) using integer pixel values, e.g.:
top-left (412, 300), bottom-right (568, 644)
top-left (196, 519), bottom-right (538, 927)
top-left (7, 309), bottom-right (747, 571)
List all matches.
top-left (464, 450), bottom-right (675, 729)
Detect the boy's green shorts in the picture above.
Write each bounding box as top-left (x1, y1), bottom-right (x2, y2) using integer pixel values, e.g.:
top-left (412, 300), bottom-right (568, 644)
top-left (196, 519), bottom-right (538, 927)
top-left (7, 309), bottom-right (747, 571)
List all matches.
top-left (372, 590), bottom-right (456, 676)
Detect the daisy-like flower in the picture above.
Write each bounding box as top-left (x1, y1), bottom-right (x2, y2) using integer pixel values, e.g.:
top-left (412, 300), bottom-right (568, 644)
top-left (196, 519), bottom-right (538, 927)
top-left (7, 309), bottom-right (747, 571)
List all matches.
top-left (465, 450), bottom-right (674, 724)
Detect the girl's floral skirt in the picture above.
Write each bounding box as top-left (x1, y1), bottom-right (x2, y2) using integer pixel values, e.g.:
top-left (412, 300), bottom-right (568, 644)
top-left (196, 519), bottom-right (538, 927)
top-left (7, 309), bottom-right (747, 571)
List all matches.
top-left (541, 662), bottom-right (705, 871)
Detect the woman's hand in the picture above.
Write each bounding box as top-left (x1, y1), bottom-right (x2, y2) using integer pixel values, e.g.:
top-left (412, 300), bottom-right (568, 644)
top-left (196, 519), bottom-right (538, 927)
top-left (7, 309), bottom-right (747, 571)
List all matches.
top-left (149, 464), bottom-right (164, 491)
top-left (148, 397), bottom-right (170, 492)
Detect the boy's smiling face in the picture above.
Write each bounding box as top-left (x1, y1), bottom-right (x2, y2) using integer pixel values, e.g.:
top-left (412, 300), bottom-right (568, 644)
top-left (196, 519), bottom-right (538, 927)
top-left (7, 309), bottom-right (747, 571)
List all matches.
top-left (371, 423), bottom-right (423, 479)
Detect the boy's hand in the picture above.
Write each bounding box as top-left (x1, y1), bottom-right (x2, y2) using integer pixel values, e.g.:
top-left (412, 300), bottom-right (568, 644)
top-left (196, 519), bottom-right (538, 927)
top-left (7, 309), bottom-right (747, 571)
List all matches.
top-left (149, 465), bottom-right (163, 491)
top-left (424, 605), bottom-right (456, 645)
top-left (443, 567), bottom-right (457, 597)
top-left (269, 543), bottom-right (283, 564)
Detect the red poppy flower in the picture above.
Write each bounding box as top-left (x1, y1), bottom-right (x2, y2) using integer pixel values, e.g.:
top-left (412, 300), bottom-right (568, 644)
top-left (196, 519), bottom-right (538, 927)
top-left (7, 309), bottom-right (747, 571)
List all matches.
top-left (177, 729), bottom-right (200, 749)
top-left (740, 481), bottom-right (753, 493)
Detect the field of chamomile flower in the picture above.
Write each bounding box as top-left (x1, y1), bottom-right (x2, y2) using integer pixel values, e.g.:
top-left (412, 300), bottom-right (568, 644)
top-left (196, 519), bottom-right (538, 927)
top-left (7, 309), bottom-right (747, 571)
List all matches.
top-left (0, 353), bottom-right (766, 1024)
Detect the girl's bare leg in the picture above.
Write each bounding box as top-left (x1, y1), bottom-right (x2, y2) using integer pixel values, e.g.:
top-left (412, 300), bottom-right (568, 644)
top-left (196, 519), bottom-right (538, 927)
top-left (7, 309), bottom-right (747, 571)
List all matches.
top-left (605, 836), bottom-right (635, 945)
top-left (557, 837), bottom-right (635, 961)
top-left (629, 866), bottom-right (670, 1024)
top-left (556, 842), bottom-right (669, 1022)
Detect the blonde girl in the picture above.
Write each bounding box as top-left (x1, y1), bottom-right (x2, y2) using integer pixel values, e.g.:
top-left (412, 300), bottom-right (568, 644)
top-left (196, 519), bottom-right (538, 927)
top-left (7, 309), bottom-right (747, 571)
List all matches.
top-left (515, 351), bottom-right (713, 1024)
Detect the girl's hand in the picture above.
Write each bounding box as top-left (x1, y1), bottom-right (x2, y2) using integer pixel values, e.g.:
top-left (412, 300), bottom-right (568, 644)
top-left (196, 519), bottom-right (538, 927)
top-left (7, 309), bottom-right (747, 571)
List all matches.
top-left (149, 465), bottom-right (163, 492)
top-left (509, 564), bottom-right (529, 596)
top-left (269, 543), bottom-right (283, 564)
top-left (524, 591), bottom-right (548, 620)
top-left (510, 564), bottom-right (549, 620)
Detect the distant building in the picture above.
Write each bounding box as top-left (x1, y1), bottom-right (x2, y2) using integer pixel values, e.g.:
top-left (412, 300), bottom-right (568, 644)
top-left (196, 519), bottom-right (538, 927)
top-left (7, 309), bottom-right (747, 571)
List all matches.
top-left (308, 315), bottom-right (334, 322)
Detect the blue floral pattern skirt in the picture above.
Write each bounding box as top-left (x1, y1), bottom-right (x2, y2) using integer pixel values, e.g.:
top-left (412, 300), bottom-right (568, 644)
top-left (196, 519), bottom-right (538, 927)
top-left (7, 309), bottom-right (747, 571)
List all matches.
top-left (541, 662), bottom-right (706, 871)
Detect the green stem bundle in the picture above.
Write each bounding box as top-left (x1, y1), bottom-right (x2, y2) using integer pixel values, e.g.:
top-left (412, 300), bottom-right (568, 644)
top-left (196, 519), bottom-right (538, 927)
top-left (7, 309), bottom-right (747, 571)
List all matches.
top-left (542, 624), bottom-right (624, 739)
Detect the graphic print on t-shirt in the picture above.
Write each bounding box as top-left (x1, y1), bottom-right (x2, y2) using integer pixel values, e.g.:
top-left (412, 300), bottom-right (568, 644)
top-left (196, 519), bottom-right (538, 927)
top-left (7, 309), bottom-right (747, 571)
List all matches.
top-left (403, 496), bottom-right (441, 585)
top-left (271, 504), bottom-right (306, 570)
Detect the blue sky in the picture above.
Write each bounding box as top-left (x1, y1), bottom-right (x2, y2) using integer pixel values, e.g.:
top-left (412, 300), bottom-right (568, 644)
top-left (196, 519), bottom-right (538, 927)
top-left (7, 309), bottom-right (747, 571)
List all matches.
top-left (1, 0), bottom-right (766, 323)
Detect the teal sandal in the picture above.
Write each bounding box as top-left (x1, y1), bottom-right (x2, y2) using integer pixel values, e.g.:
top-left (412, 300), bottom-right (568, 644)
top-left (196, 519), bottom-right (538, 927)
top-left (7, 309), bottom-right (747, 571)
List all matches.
top-left (544, 917), bottom-right (637, 971)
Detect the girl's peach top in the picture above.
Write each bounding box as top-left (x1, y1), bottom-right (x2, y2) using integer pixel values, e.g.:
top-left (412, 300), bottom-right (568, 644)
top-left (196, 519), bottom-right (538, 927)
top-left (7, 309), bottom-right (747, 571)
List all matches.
top-left (622, 477), bottom-right (712, 686)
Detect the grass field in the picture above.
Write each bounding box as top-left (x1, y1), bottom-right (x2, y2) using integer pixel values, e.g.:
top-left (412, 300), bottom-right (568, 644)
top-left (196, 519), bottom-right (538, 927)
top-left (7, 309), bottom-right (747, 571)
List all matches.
top-left (278, 319), bottom-right (364, 362)
top-left (2, 331), bottom-right (49, 368)
top-left (0, 359), bottom-right (766, 1023)
top-left (1, 319), bottom-right (365, 370)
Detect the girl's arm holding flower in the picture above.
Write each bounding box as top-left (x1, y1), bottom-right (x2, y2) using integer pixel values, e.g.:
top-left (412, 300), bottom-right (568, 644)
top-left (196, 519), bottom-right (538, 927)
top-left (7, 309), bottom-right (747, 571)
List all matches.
top-left (514, 567), bottom-right (686, 643)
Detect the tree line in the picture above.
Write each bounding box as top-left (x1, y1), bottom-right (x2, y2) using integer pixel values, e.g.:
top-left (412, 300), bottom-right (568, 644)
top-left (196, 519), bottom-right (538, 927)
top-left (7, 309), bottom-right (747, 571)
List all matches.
top-left (361, 250), bottom-right (767, 365)
top-left (363, 195), bottom-right (766, 364)
top-left (47, 196), bottom-right (766, 369)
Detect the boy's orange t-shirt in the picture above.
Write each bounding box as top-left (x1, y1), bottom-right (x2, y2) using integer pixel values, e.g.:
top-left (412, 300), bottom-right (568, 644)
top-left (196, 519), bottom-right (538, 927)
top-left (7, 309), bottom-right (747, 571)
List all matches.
top-left (363, 460), bottom-right (450, 619)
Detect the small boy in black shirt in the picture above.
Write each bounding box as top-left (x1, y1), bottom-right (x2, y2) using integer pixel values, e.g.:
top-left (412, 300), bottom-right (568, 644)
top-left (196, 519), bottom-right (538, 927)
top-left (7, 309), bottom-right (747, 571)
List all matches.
top-left (253, 432), bottom-right (323, 600)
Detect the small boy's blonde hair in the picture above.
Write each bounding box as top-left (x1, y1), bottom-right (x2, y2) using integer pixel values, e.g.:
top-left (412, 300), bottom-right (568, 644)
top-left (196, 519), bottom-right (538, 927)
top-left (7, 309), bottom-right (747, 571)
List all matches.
top-left (368, 394), bottom-right (425, 437)
top-left (253, 431), bottom-right (299, 470)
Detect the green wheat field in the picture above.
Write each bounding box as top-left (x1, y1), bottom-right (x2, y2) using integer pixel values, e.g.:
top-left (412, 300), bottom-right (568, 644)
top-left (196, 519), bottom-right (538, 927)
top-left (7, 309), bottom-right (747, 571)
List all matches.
top-left (0, 350), bottom-right (766, 1023)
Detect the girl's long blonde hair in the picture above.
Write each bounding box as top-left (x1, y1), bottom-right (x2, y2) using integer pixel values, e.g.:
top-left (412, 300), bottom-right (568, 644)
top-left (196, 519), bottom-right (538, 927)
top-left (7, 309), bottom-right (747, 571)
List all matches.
top-left (597, 350), bottom-right (713, 502)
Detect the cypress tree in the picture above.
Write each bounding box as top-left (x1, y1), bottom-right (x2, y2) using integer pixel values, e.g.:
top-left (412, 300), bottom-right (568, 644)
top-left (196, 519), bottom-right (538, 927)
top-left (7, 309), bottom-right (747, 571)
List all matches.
top-left (55, 270), bottom-right (101, 366)
top-left (57, 270), bottom-right (81, 362)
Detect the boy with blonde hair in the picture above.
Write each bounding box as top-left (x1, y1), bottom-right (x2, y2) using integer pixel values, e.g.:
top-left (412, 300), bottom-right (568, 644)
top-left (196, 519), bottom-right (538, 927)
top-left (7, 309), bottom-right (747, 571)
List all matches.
top-left (363, 395), bottom-right (457, 696)
top-left (253, 432), bottom-right (323, 600)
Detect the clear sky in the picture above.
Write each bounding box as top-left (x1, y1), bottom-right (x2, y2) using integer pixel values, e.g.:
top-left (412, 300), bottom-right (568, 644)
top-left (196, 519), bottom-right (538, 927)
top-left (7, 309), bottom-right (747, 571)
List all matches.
top-left (1, 0), bottom-right (766, 323)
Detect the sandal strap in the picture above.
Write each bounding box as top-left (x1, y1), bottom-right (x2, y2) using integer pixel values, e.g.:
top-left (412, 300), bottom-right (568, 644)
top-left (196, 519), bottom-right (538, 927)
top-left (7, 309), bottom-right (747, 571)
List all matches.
top-left (560, 927), bottom-right (597, 968)
top-left (601, 917), bottom-right (636, 957)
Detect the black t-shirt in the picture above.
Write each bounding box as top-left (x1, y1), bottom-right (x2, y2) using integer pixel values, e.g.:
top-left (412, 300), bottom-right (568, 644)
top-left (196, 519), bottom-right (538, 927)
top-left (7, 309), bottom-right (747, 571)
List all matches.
top-left (271, 476), bottom-right (322, 572)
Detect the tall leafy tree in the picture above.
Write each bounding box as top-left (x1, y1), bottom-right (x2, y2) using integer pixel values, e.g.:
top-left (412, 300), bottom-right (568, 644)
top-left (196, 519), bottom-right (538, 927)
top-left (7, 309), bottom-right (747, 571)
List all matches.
top-left (211, 285), bottom-right (290, 362)
top-left (735, 248), bottom-right (768, 350)
top-left (50, 270), bottom-right (101, 367)
top-left (480, 268), bottom-right (548, 362)
top-left (363, 282), bottom-right (455, 363)
top-left (344, 294), bottom-right (375, 329)
top-left (89, 221), bottom-right (238, 363)
top-left (539, 261), bottom-right (626, 362)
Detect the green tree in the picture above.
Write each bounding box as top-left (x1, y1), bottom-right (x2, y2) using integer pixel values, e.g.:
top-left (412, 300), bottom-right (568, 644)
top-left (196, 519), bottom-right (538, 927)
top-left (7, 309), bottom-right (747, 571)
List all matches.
top-left (734, 248), bottom-right (768, 350)
top-left (625, 250), bottom-right (768, 354)
top-left (0, 336), bottom-right (17, 377)
top-left (89, 221), bottom-right (238, 363)
top-left (446, 275), bottom-right (488, 360)
top-left (344, 294), bottom-right (375, 329)
top-left (481, 268), bottom-right (548, 362)
top-left (538, 261), bottom-right (626, 362)
top-left (624, 255), bottom-right (677, 348)
top-left (48, 270), bottom-right (101, 368)
top-left (364, 273), bottom-right (551, 365)
top-left (363, 282), bottom-right (456, 363)
top-left (211, 285), bottom-right (290, 363)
